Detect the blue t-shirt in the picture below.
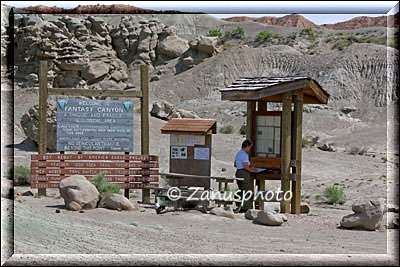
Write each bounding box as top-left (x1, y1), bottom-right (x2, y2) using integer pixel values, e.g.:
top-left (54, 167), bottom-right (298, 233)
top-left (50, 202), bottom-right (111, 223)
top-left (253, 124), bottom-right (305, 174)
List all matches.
top-left (235, 149), bottom-right (250, 170)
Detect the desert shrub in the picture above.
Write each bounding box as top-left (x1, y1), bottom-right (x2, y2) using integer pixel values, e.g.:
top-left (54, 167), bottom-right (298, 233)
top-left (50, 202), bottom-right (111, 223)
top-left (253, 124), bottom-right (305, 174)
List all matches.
top-left (256, 31), bottom-right (279, 42)
top-left (207, 29), bottom-right (222, 38)
top-left (299, 28), bottom-right (315, 40)
top-left (231, 26), bottom-right (244, 39)
top-left (220, 125), bottom-right (234, 134)
top-left (93, 172), bottom-right (121, 197)
top-left (314, 194), bottom-right (321, 200)
top-left (381, 157), bottom-right (388, 163)
top-left (307, 40), bottom-right (319, 50)
top-left (11, 165), bottom-right (31, 185)
top-left (332, 39), bottom-right (352, 50)
top-left (324, 186), bottom-right (346, 205)
top-left (386, 37), bottom-right (398, 49)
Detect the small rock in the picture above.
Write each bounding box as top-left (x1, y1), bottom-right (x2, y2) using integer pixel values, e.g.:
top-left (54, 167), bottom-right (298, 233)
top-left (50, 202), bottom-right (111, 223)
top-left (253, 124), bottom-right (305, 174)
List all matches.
top-left (210, 206), bottom-right (235, 219)
top-left (79, 210), bottom-right (85, 213)
top-left (300, 202), bottom-right (310, 214)
top-left (55, 209), bottom-right (61, 213)
top-left (255, 211), bottom-right (284, 226)
top-left (280, 214), bottom-right (288, 222)
top-left (130, 222), bottom-right (139, 227)
top-left (22, 191), bottom-right (34, 196)
top-left (387, 204), bottom-right (399, 213)
top-left (221, 168), bottom-right (226, 172)
top-left (69, 201), bottom-right (82, 211)
top-left (317, 143), bottom-right (336, 152)
top-left (341, 106), bottom-right (358, 114)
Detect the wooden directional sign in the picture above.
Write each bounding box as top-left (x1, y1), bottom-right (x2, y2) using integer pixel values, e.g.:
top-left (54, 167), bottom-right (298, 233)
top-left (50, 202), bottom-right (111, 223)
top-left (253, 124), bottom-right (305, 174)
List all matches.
top-left (56, 99), bottom-right (134, 152)
top-left (30, 182), bottom-right (159, 189)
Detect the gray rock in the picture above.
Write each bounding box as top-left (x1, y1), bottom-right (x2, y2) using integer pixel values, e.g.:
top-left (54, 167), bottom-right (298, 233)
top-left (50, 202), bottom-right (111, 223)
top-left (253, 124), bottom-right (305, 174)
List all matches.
top-left (59, 175), bottom-right (100, 211)
top-left (341, 106), bottom-right (358, 114)
top-left (20, 103), bottom-right (57, 150)
top-left (280, 214), bottom-right (288, 222)
top-left (340, 198), bottom-right (386, 230)
top-left (300, 202), bottom-right (310, 214)
top-left (317, 143), bottom-right (336, 152)
top-left (22, 191), bottom-right (34, 196)
top-left (245, 209), bottom-right (260, 220)
top-left (157, 35), bottom-right (189, 58)
top-left (81, 60), bottom-right (109, 83)
top-left (255, 211), bottom-right (284, 226)
top-left (210, 206), bottom-right (235, 219)
top-left (197, 36), bottom-right (218, 55)
top-left (100, 194), bottom-right (135, 211)
top-left (150, 100), bottom-right (174, 121)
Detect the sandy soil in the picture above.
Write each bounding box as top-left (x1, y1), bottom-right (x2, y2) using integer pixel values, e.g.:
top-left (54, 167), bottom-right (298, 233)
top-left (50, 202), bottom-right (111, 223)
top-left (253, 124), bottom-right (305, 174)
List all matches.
top-left (6, 192), bottom-right (392, 255)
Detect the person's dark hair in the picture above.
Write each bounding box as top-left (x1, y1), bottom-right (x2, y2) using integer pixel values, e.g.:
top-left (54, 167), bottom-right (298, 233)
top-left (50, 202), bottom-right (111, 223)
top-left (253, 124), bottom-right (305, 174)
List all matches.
top-left (241, 139), bottom-right (252, 149)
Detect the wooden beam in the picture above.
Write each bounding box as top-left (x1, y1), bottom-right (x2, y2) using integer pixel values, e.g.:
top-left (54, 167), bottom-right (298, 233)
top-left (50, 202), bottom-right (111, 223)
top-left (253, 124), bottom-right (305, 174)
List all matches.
top-left (140, 65), bottom-right (151, 204)
top-left (38, 60), bottom-right (48, 196)
top-left (291, 91), bottom-right (303, 214)
top-left (280, 92), bottom-right (292, 213)
top-left (48, 88), bottom-right (143, 98)
top-left (221, 79), bottom-right (307, 101)
top-left (246, 101), bottom-right (256, 209)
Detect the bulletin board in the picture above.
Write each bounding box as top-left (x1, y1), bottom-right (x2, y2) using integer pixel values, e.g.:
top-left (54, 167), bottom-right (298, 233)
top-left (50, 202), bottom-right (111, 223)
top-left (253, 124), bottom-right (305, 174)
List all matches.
top-left (169, 133), bottom-right (212, 188)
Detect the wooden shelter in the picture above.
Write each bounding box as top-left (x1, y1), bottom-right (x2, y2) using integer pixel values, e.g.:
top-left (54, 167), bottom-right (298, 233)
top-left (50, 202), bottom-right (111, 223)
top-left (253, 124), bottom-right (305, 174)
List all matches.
top-left (161, 119), bottom-right (217, 188)
top-left (220, 76), bottom-right (329, 214)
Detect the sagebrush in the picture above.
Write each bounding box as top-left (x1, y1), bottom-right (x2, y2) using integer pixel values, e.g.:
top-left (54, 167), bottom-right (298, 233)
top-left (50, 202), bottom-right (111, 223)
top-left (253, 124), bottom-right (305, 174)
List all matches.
top-left (324, 186), bottom-right (346, 205)
top-left (93, 172), bottom-right (121, 197)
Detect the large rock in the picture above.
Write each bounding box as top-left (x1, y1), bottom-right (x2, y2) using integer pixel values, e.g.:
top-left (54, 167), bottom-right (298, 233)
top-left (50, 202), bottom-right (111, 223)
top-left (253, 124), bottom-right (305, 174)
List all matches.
top-left (254, 211), bottom-right (284, 226)
top-left (340, 198), bottom-right (386, 230)
top-left (317, 143), bottom-right (337, 152)
top-left (101, 194), bottom-right (135, 211)
top-left (245, 209), bottom-right (260, 220)
top-left (20, 103), bottom-right (57, 151)
top-left (157, 35), bottom-right (189, 58)
top-left (59, 175), bottom-right (100, 211)
top-left (300, 202), bottom-right (310, 214)
top-left (190, 36), bottom-right (218, 56)
top-left (210, 206), bottom-right (235, 219)
top-left (81, 60), bottom-right (109, 84)
top-left (150, 100), bottom-right (175, 121)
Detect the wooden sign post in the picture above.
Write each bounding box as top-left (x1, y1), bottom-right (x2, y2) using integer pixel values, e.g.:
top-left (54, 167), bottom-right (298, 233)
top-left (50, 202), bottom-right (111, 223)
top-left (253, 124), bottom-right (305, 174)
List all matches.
top-left (36, 61), bottom-right (151, 203)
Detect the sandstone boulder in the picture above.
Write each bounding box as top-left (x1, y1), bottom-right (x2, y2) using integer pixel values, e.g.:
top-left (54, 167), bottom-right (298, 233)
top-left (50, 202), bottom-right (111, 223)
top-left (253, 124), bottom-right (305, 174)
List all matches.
top-left (340, 198), bottom-right (386, 230)
top-left (81, 60), bottom-right (109, 84)
top-left (245, 209), bottom-right (260, 220)
top-left (20, 103), bottom-right (57, 151)
top-left (317, 143), bottom-right (337, 152)
top-left (101, 194), bottom-right (135, 211)
top-left (158, 35), bottom-right (189, 58)
top-left (59, 175), bottom-right (100, 211)
top-left (254, 211), bottom-right (284, 226)
top-left (210, 206), bottom-right (235, 219)
top-left (300, 202), bottom-right (310, 214)
top-left (150, 100), bottom-right (175, 121)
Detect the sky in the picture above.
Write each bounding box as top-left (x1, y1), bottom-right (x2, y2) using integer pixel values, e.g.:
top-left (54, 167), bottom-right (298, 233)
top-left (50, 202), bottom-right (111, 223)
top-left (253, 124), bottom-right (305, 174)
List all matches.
top-left (3, 1), bottom-right (398, 25)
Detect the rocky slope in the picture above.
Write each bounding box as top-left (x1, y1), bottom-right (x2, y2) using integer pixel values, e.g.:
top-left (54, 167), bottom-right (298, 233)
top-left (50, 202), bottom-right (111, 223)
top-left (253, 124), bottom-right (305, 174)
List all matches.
top-left (224, 14), bottom-right (399, 30)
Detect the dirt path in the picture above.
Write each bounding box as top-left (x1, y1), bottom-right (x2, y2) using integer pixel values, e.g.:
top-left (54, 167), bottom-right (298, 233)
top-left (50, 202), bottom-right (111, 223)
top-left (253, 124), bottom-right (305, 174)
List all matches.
top-left (10, 193), bottom-right (389, 255)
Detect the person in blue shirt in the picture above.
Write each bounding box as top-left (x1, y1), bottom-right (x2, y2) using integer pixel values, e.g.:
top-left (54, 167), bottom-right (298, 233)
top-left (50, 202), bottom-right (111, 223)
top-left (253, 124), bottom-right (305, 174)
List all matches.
top-left (234, 139), bottom-right (258, 212)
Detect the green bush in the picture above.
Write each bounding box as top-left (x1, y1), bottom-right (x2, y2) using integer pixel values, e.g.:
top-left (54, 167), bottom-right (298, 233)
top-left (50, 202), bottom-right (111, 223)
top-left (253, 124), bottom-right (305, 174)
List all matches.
top-left (299, 28), bottom-right (315, 40)
top-left (307, 41), bottom-right (319, 50)
top-left (92, 172), bottom-right (121, 198)
top-left (231, 26), bottom-right (244, 39)
top-left (207, 29), bottom-right (222, 38)
top-left (220, 125), bottom-right (234, 134)
top-left (324, 186), bottom-right (346, 205)
top-left (11, 165), bottom-right (31, 185)
top-left (256, 31), bottom-right (279, 42)
top-left (332, 39), bottom-right (352, 50)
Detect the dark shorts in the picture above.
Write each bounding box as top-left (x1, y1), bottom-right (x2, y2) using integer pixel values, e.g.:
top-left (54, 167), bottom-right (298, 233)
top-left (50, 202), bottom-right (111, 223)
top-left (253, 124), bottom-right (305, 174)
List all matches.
top-left (235, 169), bottom-right (251, 209)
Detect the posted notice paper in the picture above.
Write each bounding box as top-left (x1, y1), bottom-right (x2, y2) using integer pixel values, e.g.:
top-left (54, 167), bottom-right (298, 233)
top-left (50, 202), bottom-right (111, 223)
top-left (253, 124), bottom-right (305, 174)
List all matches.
top-left (194, 147), bottom-right (209, 160)
top-left (194, 135), bottom-right (205, 145)
top-left (186, 135), bottom-right (195, 146)
top-left (178, 135), bottom-right (187, 146)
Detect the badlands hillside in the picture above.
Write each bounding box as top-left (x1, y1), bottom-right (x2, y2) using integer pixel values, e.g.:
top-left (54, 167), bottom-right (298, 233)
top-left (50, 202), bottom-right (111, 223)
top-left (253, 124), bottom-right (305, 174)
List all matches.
top-left (1, 4), bottom-right (398, 182)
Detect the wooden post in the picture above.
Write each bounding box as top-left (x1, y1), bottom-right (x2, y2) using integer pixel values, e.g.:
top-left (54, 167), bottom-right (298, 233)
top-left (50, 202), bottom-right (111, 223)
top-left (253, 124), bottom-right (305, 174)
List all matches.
top-left (38, 60), bottom-right (48, 196)
top-left (246, 101), bottom-right (256, 209)
top-left (280, 92), bottom-right (292, 213)
top-left (124, 151), bottom-right (130, 199)
top-left (258, 178), bottom-right (265, 211)
top-left (140, 65), bottom-right (150, 203)
top-left (291, 91), bottom-right (303, 214)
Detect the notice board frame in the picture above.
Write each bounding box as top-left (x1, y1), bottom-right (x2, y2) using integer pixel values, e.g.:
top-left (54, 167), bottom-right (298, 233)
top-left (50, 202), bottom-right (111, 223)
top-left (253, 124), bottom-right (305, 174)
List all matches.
top-left (36, 60), bottom-right (151, 203)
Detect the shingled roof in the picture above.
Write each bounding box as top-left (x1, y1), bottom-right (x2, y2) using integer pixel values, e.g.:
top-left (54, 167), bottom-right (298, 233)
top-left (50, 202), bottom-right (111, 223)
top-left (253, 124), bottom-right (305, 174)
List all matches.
top-left (160, 119), bottom-right (217, 135)
top-left (219, 76), bottom-right (329, 104)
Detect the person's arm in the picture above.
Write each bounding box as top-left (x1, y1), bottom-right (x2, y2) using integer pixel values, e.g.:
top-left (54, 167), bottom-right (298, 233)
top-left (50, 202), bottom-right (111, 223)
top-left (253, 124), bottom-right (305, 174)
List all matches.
top-left (243, 162), bottom-right (258, 173)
